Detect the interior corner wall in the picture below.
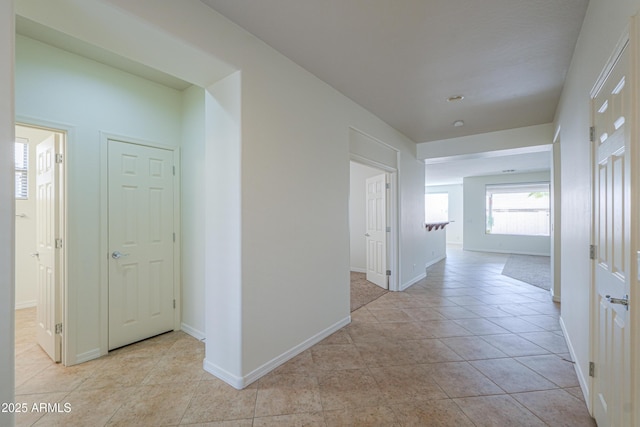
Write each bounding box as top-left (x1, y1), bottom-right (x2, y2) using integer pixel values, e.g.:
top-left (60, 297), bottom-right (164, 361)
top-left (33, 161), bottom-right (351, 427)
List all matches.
top-left (20, 0), bottom-right (436, 386)
top-left (349, 161), bottom-right (385, 272)
top-left (15, 34), bottom-right (183, 363)
top-left (203, 72), bottom-right (243, 385)
top-left (0, 0), bottom-right (15, 425)
top-left (426, 184), bottom-right (463, 244)
top-left (554, 0), bottom-right (640, 405)
top-left (463, 171), bottom-right (551, 255)
top-left (180, 85), bottom-right (206, 340)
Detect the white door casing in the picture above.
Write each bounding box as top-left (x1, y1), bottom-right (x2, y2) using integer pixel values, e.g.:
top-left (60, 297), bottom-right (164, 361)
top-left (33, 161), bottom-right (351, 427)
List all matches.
top-left (591, 37), bottom-right (632, 427)
top-left (35, 134), bottom-right (61, 362)
top-left (108, 140), bottom-right (175, 350)
top-left (365, 173), bottom-right (387, 289)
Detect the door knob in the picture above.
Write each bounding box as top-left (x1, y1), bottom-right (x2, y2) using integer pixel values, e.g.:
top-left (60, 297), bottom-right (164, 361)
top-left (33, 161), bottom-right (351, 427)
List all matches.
top-left (605, 294), bottom-right (629, 310)
top-left (365, 233), bottom-right (371, 237)
top-left (111, 251), bottom-right (130, 259)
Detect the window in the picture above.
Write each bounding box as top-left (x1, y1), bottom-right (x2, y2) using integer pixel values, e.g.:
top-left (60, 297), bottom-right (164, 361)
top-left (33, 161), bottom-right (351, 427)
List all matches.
top-left (425, 192), bottom-right (449, 223)
top-left (15, 139), bottom-right (28, 199)
top-left (485, 182), bottom-right (549, 236)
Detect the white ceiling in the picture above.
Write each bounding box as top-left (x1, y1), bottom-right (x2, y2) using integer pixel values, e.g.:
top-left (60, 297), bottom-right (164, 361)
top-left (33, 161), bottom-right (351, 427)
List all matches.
top-left (16, 2), bottom-right (580, 186)
top-left (201, 0), bottom-right (589, 143)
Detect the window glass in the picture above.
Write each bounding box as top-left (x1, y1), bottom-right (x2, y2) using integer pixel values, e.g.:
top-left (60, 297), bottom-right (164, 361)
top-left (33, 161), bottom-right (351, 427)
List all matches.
top-left (15, 139), bottom-right (28, 199)
top-left (425, 192), bottom-right (449, 223)
top-left (486, 182), bottom-right (549, 236)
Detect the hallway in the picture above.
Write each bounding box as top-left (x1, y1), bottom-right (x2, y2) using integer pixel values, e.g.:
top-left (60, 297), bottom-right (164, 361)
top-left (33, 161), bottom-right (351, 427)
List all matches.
top-left (14, 247), bottom-right (594, 426)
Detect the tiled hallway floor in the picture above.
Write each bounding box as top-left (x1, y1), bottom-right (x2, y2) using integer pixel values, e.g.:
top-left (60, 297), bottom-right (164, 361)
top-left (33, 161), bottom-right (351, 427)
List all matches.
top-left (15, 247), bottom-right (595, 426)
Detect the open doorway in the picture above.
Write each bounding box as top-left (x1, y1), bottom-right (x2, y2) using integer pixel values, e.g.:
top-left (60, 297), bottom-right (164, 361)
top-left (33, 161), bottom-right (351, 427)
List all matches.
top-left (349, 160), bottom-right (397, 310)
top-left (14, 123), bottom-right (66, 366)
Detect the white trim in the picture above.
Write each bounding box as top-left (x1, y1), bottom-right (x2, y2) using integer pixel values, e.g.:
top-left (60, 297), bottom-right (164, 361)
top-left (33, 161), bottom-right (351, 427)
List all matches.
top-left (426, 255), bottom-right (446, 270)
top-left (553, 125), bottom-right (561, 144)
top-left (350, 267), bottom-right (366, 273)
top-left (204, 316), bottom-right (351, 390)
top-left (560, 315), bottom-right (590, 410)
top-left (400, 271), bottom-right (428, 291)
top-left (99, 132), bottom-right (182, 355)
top-left (462, 247), bottom-right (551, 257)
top-left (15, 300), bottom-right (36, 310)
top-left (75, 348), bottom-right (101, 364)
top-left (181, 323), bottom-right (205, 341)
top-left (349, 126), bottom-right (401, 154)
top-left (350, 153), bottom-right (395, 172)
top-left (203, 359), bottom-right (245, 389)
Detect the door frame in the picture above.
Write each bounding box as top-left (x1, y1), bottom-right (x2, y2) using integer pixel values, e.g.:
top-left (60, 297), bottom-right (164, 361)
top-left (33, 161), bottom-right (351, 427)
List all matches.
top-left (15, 118), bottom-right (69, 365)
top-left (350, 154), bottom-right (399, 291)
top-left (589, 23), bottom-right (638, 424)
top-left (99, 133), bottom-right (181, 355)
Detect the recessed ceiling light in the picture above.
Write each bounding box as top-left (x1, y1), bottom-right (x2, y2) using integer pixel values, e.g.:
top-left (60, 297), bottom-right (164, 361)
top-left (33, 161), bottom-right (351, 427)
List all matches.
top-left (453, 120), bottom-right (464, 127)
top-left (447, 95), bottom-right (464, 102)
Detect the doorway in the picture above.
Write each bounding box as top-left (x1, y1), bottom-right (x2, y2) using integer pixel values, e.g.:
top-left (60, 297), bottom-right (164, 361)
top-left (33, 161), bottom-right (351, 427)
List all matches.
top-left (349, 160), bottom-right (398, 296)
top-left (14, 123), bottom-right (66, 364)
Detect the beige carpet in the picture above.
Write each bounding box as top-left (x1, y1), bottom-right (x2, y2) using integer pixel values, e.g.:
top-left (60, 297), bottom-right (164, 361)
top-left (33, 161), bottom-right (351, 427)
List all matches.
top-left (350, 271), bottom-right (388, 312)
top-left (501, 254), bottom-right (551, 291)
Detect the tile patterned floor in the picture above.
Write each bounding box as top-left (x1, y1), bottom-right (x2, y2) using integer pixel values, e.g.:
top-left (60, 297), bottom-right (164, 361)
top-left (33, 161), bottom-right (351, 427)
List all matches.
top-left (14, 248), bottom-right (596, 426)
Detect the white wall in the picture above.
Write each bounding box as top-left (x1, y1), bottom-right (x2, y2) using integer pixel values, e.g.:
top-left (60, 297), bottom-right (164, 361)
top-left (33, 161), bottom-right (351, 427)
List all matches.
top-left (15, 35), bottom-right (184, 363)
top-left (14, 126), bottom-right (54, 309)
top-left (349, 162), bottom-right (385, 272)
top-left (426, 184), bottom-right (463, 244)
top-left (180, 85), bottom-right (206, 340)
top-left (463, 172), bottom-right (551, 256)
top-left (0, 0), bottom-right (15, 424)
top-left (15, 0), bottom-right (442, 388)
top-left (417, 123), bottom-right (553, 159)
top-left (554, 0), bottom-right (640, 408)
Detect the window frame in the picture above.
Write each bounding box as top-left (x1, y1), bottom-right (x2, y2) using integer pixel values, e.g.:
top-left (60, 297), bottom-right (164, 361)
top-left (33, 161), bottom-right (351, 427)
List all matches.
top-left (485, 182), bottom-right (550, 237)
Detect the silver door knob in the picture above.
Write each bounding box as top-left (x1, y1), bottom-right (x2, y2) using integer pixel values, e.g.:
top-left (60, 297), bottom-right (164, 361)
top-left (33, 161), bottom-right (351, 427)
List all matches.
top-left (605, 294), bottom-right (629, 309)
top-left (111, 251), bottom-right (130, 259)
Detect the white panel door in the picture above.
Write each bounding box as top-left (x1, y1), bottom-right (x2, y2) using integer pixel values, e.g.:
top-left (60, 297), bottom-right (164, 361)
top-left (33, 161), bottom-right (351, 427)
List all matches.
top-left (365, 173), bottom-right (387, 289)
top-left (108, 140), bottom-right (175, 350)
top-left (35, 135), bottom-right (61, 362)
top-left (592, 42), bottom-right (632, 427)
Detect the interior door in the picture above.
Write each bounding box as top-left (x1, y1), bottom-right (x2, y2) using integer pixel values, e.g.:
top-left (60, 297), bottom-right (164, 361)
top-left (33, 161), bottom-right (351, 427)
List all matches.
top-left (108, 140), bottom-right (175, 350)
top-left (592, 41), bottom-right (632, 427)
top-left (35, 135), bottom-right (61, 362)
top-left (365, 173), bottom-right (387, 289)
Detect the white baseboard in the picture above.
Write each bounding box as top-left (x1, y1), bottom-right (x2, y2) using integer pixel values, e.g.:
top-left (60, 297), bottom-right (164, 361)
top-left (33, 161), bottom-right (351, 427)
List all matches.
top-left (204, 315), bottom-right (351, 390)
top-left (75, 348), bottom-right (101, 364)
top-left (15, 300), bottom-right (36, 310)
top-left (463, 247), bottom-right (551, 257)
top-left (400, 271), bottom-right (427, 291)
top-left (203, 359), bottom-right (245, 389)
top-left (350, 268), bottom-right (366, 273)
top-left (426, 255), bottom-right (446, 269)
top-left (560, 315), bottom-right (591, 412)
top-left (398, 254), bottom-right (447, 291)
top-left (181, 323), bottom-right (205, 341)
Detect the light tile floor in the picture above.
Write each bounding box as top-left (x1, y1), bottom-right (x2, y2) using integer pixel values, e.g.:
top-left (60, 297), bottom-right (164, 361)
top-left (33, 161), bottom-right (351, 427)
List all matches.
top-left (14, 247), bottom-right (596, 426)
